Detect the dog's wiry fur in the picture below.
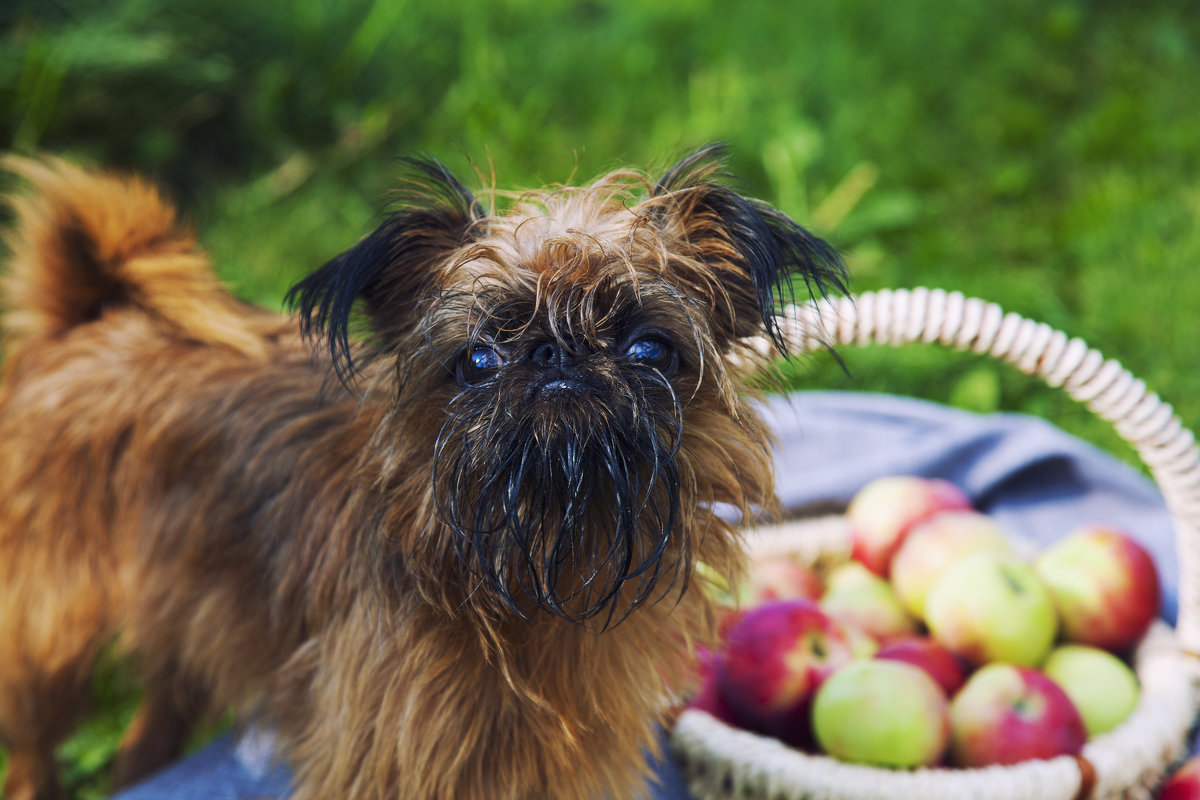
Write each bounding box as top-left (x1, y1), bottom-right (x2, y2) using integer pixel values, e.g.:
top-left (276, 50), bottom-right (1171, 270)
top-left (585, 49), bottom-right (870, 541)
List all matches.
top-left (0, 149), bottom-right (844, 800)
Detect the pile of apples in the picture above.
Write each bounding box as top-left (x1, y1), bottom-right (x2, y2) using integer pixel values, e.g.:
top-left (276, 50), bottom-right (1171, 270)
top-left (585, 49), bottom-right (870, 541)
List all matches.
top-left (689, 475), bottom-right (1163, 771)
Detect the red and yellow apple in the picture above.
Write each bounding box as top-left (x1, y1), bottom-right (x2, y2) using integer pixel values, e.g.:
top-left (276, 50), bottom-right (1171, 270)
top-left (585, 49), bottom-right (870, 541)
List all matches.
top-left (743, 555), bottom-right (824, 606)
top-left (874, 635), bottom-right (967, 697)
top-left (1034, 525), bottom-right (1161, 653)
top-left (846, 476), bottom-right (972, 576)
top-left (716, 599), bottom-right (857, 746)
top-left (949, 663), bottom-right (1087, 767)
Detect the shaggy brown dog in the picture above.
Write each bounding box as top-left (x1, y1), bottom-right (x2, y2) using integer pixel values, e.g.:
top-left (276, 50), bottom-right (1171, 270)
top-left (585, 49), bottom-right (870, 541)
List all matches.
top-left (0, 148), bottom-right (843, 800)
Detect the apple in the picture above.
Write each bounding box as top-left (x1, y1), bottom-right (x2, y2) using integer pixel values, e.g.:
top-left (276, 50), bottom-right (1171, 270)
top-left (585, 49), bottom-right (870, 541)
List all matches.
top-left (1034, 525), bottom-right (1161, 653)
top-left (812, 660), bottom-right (950, 768)
top-left (743, 555), bottom-right (824, 606)
top-left (819, 562), bottom-right (918, 642)
top-left (949, 663), bottom-right (1087, 767)
top-left (688, 672), bottom-right (738, 724)
top-left (846, 476), bottom-right (972, 576)
top-left (686, 647), bottom-right (738, 725)
top-left (924, 552), bottom-right (1058, 667)
top-left (716, 599), bottom-right (857, 746)
top-left (698, 556), bottom-right (823, 639)
top-left (1042, 644), bottom-right (1140, 736)
top-left (874, 635), bottom-right (967, 696)
top-left (890, 510), bottom-right (1013, 619)
top-left (844, 624), bottom-right (880, 659)
top-left (1160, 754), bottom-right (1200, 800)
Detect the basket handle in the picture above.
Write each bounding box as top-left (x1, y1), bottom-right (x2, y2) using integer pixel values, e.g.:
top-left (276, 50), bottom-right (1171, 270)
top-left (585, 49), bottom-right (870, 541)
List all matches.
top-left (774, 288), bottom-right (1200, 653)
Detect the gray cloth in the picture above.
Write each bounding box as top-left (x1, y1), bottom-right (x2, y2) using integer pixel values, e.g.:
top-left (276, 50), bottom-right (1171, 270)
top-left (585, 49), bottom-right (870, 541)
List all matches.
top-left (113, 390), bottom-right (1181, 799)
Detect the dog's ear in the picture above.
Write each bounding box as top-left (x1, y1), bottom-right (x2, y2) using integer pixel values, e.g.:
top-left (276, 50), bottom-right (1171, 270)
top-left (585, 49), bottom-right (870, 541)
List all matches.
top-left (650, 144), bottom-right (847, 354)
top-left (287, 157), bottom-right (482, 383)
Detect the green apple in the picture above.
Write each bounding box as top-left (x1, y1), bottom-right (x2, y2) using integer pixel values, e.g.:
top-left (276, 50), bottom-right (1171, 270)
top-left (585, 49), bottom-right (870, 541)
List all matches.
top-left (1042, 644), bottom-right (1140, 736)
top-left (819, 562), bottom-right (918, 642)
top-left (924, 552), bottom-right (1058, 666)
top-left (812, 659), bottom-right (950, 767)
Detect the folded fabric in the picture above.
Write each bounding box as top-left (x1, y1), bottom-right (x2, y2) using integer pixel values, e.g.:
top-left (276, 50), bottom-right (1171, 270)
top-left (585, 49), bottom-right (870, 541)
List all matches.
top-left (111, 391), bottom-right (1181, 800)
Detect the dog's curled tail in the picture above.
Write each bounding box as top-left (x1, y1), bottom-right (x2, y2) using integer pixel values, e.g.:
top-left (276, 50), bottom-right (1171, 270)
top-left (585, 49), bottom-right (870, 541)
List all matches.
top-left (1, 156), bottom-right (267, 359)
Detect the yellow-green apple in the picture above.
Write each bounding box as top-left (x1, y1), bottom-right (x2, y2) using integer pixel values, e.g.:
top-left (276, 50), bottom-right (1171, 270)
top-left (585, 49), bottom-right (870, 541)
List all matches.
top-left (846, 476), bottom-right (972, 576)
top-left (812, 660), bottom-right (950, 767)
top-left (924, 553), bottom-right (1058, 666)
top-left (1042, 644), bottom-right (1140, 736)
top-left (875, 635), bottom-right (967, 696)
top-left (890, 510), bottom-right (1013, 619)
top-left (1160, 755), bottom-right (1200, 800)
top-left (949, 663), bottom-right (1087, 767)
top-left (1034, 525), bottom-right (1161, 653)
top-left (717, 599), bottom-right (857, 746)
top-left (819, 562), bottom-right (918, 643)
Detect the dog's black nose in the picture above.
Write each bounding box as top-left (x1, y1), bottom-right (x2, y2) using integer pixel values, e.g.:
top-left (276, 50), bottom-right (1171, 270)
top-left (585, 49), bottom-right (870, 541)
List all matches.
top-left (526, 340), bottom-right (598, 399)
top-left (530, 340), bottom-right (576, 369)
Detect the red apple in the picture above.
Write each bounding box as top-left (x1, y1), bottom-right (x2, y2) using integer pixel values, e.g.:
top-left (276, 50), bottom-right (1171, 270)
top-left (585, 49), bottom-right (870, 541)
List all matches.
top-left (743, 555), bottom-right (824, 606)
top-left (949, 663), bottom-right (1087, 767)
top-left (890, 510), bottom-right (1013, 619)
top-left (819, 561), bottom-right (918, 642)
top-left (812, 660), bottom-right (950, 768)
top-left (1034, 525), bottom-right (1161, 653)
top-left (716, 599), bottom-right (857, 746)
top-left (686, 647), bottom-right (738, 724)
top-left (846, 476), bottom-right (972, 576)
top-left (875, 635), bottom-right (967, 696)
top-left (688, 672), bottom-right (737, 724)
top-left (924, 552), bottom-right (1059, 667)
top-left (1160, 754), bottom-right (1200, 800)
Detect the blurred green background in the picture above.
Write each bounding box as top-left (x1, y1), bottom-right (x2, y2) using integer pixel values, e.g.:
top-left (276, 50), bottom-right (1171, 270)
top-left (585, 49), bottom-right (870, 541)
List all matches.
top-left (2, 0), bottom-right (1199, 795)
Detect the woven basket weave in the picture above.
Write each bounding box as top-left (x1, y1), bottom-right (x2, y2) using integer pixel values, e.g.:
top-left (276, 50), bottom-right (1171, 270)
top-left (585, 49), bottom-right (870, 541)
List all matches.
top-left (671, 288), bottom-right (1200, 800)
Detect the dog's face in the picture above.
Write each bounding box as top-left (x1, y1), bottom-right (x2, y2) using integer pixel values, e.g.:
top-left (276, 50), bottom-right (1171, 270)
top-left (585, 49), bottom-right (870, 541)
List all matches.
top-left (290, 147), bottom-right (844, 624)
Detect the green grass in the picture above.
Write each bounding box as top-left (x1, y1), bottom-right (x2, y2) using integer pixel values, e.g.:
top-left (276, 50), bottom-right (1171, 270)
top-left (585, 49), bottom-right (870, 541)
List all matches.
top-left (3, 0), bottom-right (1199, 794)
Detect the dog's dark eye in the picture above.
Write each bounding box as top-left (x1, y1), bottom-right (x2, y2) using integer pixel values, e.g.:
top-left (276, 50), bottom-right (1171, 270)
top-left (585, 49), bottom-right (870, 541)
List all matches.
top-left (470, 346), bottom-right (503, 371)
top-left (457, 345), bottom-right (505, 385)
top-left (624, 336), bottom-right (675, 371)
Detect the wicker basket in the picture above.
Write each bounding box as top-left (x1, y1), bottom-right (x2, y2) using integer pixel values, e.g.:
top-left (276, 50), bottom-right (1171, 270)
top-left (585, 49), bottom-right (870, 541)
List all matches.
top-left (671, 288), bottom-right (1200, 800)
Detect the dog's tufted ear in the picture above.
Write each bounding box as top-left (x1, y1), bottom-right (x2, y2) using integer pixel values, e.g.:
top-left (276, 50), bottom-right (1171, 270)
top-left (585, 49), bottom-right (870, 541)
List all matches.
top-left (650, 144), bottom-right (847, 354)
top-left (287, 157), bottom-right (482, 383)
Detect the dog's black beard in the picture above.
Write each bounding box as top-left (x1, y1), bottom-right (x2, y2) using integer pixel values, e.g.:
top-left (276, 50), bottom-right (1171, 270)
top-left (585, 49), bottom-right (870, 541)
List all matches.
top-left (432, 373), bottom-right (686, 627)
